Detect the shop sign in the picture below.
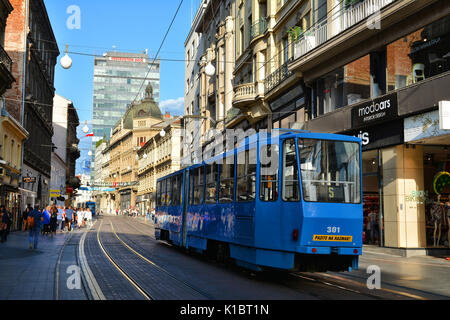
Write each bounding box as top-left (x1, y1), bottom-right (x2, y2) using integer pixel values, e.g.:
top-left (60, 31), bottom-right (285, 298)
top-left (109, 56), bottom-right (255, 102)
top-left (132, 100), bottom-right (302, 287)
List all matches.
top-left (404, 110), bottom-right (448, 142)
top-left (23, 177), bottom-right (36, 183)
top-left (346, 119), bottom-right (404, 151)
top-left (50, 189), bottom-right (61, 197)
top-left (351, 93), bottom-right (398, 128)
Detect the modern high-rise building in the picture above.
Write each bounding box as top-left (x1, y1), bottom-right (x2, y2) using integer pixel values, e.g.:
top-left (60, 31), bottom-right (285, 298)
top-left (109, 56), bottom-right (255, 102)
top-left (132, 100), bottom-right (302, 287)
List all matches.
top-left (92, 51), bottom-right (160, 146)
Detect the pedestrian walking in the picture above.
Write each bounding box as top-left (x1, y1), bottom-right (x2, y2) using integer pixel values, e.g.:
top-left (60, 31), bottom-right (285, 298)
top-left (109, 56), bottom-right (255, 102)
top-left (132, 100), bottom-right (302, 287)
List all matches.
top-left (65, 206), bottom-right (74, 231)
top-left (28, 205), bottom-right (43, 250)
top-left (42, 206), bottom-right (51, 236)
top-left (78, 208), bottom-right (84, 229)
top-left (86, 208), bottom-right (92, 227)
top-left (22, 206), bottom-right (31, 232)
top-left (56, 206), bottom-right (63, 232)
top-left (74, 208), bottom-right (79, 229)
top-left (5, 209), bottom-right (12, 239)
top-left (0, 206), bottom-right (9, 243)
top-left (49, 205), bottom-right (58, 238)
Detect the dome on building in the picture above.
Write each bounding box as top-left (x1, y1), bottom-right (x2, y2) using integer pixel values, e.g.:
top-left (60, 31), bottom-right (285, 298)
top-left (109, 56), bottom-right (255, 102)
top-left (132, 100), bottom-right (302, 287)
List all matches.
top-left (116, 83), bottom-right (163, 129)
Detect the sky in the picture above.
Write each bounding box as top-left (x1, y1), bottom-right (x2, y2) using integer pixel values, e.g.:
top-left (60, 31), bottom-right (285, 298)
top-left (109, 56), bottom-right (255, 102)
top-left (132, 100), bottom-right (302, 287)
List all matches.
top-left (43, 0), bottom-right (198, 174)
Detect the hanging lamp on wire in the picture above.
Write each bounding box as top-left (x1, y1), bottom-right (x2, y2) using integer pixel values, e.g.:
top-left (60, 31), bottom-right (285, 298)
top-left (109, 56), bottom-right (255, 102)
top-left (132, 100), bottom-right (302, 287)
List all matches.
top-left (60, 44), bottom-right (73, 69)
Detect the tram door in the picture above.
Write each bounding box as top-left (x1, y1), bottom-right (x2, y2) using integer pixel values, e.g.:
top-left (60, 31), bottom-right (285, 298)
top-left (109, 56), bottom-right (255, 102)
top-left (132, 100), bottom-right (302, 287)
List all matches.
top-left (182, 170), bottom-right (189, 247)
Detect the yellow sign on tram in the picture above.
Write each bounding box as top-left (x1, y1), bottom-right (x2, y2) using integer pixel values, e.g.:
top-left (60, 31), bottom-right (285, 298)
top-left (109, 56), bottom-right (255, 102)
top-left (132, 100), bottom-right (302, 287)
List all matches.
top-left (313, 235), bottom-right (353, 242)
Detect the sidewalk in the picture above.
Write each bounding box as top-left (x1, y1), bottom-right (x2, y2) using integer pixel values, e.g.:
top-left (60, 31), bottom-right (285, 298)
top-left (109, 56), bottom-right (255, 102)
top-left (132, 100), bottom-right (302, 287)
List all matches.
top-left (0, 228), bottom-right (83, 300)
top-left (326, 245), bottom-right (450, 299)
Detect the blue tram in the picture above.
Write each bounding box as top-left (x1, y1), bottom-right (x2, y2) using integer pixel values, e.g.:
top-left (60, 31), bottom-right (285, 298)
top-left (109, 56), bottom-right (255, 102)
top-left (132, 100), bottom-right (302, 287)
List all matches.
top-left (155, 130), bottom-right (363, 272)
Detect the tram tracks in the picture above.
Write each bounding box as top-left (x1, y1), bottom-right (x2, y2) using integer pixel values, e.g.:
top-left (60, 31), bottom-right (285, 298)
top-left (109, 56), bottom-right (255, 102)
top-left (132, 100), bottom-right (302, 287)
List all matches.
top-left (55, 228), bottom-right (90, 300)
top-left (95, 217), bottom-right (212, 300)
top-left (85, 217), bottom-right (432, 300)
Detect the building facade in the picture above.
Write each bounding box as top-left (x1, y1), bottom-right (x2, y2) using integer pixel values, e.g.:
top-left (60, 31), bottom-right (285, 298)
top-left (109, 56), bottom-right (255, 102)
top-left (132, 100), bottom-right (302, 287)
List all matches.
top-left (4, 0), bottom-right (59, 209)
top-left (137, 117), bottom-right (183, 212)
top-left (92, 51), bottom-right (160, 175)
top-left (186, 0), bottom-right (450, 252)
top-left (50, 94), bottom-right (80, 207)
top-left (183, 0), bottom-right (236, 166)
top-left (107, 84), bottom-right (163, 212)
top-left (0, 107), bottom-right (27, 230)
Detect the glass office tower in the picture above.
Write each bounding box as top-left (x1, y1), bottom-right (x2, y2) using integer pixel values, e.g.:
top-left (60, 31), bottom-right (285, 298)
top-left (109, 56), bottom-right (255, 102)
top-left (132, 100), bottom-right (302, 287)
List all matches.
top-left (91, 51), bottom-right (160, 177)
top-left (92, 51), bottom-right (160, 144)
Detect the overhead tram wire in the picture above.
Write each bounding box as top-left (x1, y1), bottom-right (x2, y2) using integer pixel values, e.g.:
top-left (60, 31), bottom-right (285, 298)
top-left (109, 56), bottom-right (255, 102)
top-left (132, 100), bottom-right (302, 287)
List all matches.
top-left (130, 0), bottom-right (185, 106)
top-left (24, 0), bottom-right (349, 124)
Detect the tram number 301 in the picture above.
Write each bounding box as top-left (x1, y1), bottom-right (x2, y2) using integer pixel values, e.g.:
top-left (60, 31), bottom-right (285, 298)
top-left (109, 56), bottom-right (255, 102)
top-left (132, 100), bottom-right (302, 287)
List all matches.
top-left (327, 226), bottom-right (341, 234)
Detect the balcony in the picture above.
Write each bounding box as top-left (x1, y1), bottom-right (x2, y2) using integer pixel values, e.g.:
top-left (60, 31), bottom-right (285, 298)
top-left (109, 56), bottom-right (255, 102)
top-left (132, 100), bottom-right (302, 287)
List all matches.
top-left (250, 17), bottom-right (268, 41)
top-left (265, 61), bottom-right (293, 94)
top-left (293, 0), bottom-right (396, 60)
top-left (232, 82), bottom-right (265, 109)
top-left (0, 44), bottom-right (14, 95)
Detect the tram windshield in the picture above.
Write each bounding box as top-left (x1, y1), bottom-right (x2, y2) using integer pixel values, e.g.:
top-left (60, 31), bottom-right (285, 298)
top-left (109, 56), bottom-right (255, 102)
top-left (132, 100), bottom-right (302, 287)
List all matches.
top-left (298, 138), bottom-right (361, 204)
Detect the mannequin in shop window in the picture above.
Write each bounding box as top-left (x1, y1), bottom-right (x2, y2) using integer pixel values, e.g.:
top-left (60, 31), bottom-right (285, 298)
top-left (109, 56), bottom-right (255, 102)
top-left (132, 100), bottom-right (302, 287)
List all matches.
top-left (430, 195), bottom-right (445, 247)
top-left (367, 206), bottom-right (379, 245)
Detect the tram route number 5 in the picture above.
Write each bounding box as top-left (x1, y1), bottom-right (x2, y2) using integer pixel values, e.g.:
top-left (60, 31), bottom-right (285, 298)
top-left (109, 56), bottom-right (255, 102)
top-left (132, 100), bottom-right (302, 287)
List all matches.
top-left (329, 187), bottom-right (334, 199)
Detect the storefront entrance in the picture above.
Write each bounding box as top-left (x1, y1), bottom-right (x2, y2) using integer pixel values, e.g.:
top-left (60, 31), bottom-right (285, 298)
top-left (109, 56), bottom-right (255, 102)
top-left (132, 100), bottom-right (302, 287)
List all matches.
top-left (362, 150), bottom-right (382, 246)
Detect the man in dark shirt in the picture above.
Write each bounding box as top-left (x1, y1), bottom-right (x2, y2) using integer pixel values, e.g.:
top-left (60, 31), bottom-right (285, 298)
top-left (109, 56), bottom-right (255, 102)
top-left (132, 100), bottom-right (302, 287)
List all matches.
top-left (29, 206), bottom-right (43, 249)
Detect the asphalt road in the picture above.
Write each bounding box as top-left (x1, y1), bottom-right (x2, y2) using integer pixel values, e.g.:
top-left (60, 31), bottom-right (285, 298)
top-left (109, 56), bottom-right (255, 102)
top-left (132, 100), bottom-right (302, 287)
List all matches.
top-left (81, 215), bottom-right (449, 300)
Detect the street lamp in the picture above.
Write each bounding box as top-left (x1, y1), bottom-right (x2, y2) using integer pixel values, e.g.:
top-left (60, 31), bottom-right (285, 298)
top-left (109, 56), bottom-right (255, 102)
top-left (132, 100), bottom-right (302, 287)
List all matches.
top-left (60, 44), bottom-right (73, 70)
top-left (82, 121), bottom-right (89, 134)
top-left (205, 61), bottom-right (215, 77)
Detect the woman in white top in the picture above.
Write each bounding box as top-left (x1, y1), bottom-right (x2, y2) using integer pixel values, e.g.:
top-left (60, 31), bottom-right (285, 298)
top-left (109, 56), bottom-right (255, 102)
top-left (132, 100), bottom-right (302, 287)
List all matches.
top-left (78, 208), bottom-right (84, 228)
top-left (86, 208), bottom-right (92, 227)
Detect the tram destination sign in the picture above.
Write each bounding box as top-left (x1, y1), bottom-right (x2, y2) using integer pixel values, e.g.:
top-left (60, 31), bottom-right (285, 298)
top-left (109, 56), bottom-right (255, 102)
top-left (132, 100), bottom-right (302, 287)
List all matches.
top-left (351, 93), bottom-right (398, 128)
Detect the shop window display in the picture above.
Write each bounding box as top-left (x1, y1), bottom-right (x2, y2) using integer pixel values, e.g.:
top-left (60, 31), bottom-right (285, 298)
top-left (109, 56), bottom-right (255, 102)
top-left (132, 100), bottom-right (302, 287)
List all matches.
top-left (313, 54), bottom-right (371, 117)
top-left (387, 14), bottom-right (450, 91)
top-left (361, 150), bottom-right (381, 245)
top-left (423, 149), bottom-right (450, 247)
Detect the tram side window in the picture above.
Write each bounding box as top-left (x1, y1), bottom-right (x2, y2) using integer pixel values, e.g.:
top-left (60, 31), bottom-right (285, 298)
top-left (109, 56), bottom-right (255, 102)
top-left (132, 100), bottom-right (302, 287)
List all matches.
top-left (205, 163), bottom-right (218, 204)
top-left (260, 144), bottom-right (279, 202)
top-left (193, 166), bottom-right (205, 205)
top-left (189, 170), bottom-right (195, 206)
top-left (172, 174), bottom-right (182, 206)
top-left (282, 139), bottom-right (300, 201)
top-left (219, 155), bottom-right (235, 203)
top-left (236, 149), bottom-right (257, 202)
top-left (161, 179), bottom-right (167, 206)
top-left (166, 178), bottom-right (172, 206)
top-left (156, 181), bottom-right (162, 206)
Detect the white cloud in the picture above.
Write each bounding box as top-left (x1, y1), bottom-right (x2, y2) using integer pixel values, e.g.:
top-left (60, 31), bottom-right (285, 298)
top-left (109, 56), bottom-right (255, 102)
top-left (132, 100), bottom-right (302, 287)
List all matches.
top-left (159, 97), bottom-right (184, 116)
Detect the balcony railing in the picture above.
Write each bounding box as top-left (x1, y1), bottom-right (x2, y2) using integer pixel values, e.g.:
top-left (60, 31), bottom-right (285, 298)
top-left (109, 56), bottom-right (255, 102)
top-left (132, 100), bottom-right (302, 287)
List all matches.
top-left (0, 45), bottom-right (13, 73)
top-left (293, 0), bottom-right (395, 60)
top-left (234, 82), bottom-right (256, 100)
top-left (250, 17), bottom-right (268, 40)
top-left (265, 61), bottom-right (292, 93)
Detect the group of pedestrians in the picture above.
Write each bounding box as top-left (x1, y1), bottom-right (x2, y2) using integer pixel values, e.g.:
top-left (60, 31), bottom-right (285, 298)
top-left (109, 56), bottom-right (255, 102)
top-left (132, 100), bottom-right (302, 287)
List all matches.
top-left (21, 205), bottom-right (94, 250)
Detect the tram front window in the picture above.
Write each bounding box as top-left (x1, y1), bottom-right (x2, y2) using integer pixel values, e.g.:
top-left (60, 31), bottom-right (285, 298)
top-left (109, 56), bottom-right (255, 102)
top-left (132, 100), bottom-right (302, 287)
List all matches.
top-left (298, 139), bottom-right (361, 203)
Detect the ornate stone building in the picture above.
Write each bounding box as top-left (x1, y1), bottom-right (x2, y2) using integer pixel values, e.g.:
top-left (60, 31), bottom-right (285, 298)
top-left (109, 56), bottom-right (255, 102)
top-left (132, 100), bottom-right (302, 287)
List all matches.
top-left (108, 84), bottom-right (163, 212)
top-left (4, 0), bottom-right (59, 207)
